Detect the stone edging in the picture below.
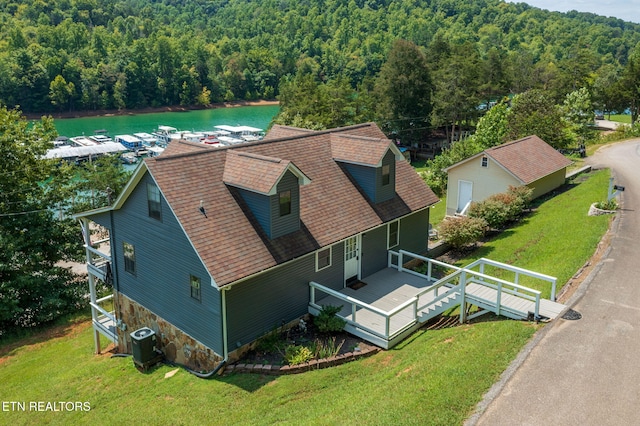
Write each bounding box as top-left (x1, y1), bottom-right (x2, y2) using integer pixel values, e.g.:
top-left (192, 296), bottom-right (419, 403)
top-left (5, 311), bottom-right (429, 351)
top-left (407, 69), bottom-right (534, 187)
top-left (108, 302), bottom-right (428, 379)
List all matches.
top-left (588, 203), bottom-right (617, 216)
top-left (222, 345), bottom-right (380, 375)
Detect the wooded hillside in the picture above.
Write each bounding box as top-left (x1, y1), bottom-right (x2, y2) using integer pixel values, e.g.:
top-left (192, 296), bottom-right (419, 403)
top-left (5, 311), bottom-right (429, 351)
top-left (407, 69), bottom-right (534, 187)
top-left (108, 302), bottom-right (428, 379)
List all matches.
top-left (1, 0), bottom-right (639, 113)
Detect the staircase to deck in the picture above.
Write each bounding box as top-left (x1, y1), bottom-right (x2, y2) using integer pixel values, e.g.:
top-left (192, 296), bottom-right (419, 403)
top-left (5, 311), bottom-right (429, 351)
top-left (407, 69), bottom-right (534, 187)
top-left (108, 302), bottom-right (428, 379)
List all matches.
top-left (310, 250), bottom-right (566, 349)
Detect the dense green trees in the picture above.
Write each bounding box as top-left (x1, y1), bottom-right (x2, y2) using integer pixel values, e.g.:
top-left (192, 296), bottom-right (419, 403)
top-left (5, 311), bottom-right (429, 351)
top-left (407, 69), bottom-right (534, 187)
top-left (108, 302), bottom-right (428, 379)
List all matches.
top-left (0, 106), bottom-right (130, 335)
top-left (1, 0), bottom-right (640, 118)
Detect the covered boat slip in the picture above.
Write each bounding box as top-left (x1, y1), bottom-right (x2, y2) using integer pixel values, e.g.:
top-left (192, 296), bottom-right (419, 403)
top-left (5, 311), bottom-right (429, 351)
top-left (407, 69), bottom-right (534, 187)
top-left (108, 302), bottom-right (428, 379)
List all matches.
top-left (309, 250), bottom-right (566, 349)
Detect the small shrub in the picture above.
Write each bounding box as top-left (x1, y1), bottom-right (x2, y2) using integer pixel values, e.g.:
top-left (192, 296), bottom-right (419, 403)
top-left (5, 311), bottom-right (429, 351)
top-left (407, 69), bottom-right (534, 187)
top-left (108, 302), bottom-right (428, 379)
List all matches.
top-left (311, 336), bottom-right (344, 359)
top-left (595, 199), bottom-right (618, 210)
top-left (468, 198), bottom-right (509, 229)
top-left (468, 186), bottom-right (532, 229)
top-left (255, 326), bottom-right (284, 353)
top-left (283, 344), bottom-right (314, 365)
top-left (314, 305), bottom-right (346, 333)
top-left (439, 216), bottom-right (487, 249)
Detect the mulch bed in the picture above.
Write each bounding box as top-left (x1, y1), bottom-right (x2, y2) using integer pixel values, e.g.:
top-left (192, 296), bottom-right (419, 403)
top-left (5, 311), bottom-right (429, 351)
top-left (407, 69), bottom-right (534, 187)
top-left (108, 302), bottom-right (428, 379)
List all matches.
top-left (226, 322), bottom-right (379, 375)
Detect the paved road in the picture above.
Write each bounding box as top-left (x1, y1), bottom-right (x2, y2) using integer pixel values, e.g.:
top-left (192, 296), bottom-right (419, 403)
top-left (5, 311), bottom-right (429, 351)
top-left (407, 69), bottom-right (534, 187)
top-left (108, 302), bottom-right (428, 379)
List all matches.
top-left (467, 139), bottom-right (640, 425)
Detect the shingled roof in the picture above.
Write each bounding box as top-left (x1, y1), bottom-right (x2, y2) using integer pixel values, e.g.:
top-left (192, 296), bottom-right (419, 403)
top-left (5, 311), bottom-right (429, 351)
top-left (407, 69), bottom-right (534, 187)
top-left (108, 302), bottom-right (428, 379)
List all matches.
top-left (139, 122), bottom-right (438, 287)
top-left (445, 135), bottom-right (573, 184)
top-left (485, 135), bottom-right (573, 184)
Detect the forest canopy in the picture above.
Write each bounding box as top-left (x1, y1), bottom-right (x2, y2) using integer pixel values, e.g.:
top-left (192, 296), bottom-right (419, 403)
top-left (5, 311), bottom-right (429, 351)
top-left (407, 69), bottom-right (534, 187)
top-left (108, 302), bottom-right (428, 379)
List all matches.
top-left (1, 0), bottom-right (640, 115)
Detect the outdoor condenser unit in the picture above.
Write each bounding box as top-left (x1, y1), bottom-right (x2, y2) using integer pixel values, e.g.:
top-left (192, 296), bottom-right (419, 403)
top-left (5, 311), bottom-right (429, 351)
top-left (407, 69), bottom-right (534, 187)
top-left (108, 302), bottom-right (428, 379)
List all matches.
top-left (130, 327), bottom-right (158, 368)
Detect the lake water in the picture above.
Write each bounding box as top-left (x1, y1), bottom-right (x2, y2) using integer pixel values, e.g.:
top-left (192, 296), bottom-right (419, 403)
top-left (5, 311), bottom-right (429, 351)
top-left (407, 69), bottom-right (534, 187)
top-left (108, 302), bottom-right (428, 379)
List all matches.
top-left (53, 105), bottom-right (280, 138)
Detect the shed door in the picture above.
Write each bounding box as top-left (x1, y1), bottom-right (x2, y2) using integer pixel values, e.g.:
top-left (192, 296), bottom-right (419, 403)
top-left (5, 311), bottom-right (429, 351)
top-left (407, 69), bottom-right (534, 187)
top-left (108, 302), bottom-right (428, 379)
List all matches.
top-left (344, 236), bottom-right (360, 285)
top-left (457, 180), bottom-right (473, 214)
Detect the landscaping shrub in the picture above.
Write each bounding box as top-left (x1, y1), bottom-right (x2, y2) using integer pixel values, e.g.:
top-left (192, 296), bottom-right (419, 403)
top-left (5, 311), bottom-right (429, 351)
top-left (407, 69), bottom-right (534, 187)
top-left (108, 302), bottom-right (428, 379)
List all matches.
top-left (595, 199), bottom-right (618, 210)
top-left (283, 345), bottom-right (314, 365)
top-left (313, 305), bottom-right (346, 333)
top-left (468, 186), bottom-right (532, 229)
top-left (439, 216), bottom-right (487, 249)
top-left (468, 198), bottom-right (510, 229)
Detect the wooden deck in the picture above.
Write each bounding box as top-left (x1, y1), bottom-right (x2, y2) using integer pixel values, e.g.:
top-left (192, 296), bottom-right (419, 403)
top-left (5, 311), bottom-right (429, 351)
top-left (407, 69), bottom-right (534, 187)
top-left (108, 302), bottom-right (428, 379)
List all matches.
top-left (466, 283), bottom-right (566, 320)
top-left (312, 267), bottom-right (566, 348)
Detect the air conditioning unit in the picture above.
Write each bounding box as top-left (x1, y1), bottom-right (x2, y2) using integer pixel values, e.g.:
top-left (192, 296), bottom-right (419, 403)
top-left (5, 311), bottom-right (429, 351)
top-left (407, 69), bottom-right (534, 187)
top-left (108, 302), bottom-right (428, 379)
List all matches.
top-left (130, 327), bottom-right (160, 370)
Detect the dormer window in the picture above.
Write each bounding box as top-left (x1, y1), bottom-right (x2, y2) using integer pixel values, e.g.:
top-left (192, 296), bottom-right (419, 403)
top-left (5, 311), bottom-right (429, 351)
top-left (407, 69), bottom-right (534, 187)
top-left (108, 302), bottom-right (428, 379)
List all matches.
top-left (279, 190), bottom-right (291, 216)
top-left (382, 165), bottom-right (390, 186)
top-left (481, 156), bottom-right (488, 168)
top-left (331, 135), bottom-right (404, 204)
top-left (223, 151), bottom-right (310, 239)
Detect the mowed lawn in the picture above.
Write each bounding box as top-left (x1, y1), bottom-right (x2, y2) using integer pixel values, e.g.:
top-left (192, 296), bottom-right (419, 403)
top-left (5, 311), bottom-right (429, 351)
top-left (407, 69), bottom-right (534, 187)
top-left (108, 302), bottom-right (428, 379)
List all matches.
top-left (0, 170), bottom-right (612, 425)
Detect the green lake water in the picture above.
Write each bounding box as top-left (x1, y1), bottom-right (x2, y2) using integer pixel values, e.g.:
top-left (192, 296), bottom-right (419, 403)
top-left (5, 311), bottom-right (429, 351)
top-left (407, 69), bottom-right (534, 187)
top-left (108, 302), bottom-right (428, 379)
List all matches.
top-left (53, 105), bottom-right (280, 138)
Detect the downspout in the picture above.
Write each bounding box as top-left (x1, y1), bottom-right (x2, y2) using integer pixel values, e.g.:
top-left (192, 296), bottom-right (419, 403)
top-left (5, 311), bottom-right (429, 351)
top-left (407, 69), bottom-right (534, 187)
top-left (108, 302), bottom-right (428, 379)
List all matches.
top-left (184, 286), bottom-right (229, 378)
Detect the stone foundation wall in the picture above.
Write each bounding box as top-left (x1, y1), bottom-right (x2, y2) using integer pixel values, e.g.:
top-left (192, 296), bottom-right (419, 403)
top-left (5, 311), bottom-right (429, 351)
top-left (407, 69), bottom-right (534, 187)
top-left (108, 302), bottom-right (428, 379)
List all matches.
top-left (116, 293), bottom-right (222, 372)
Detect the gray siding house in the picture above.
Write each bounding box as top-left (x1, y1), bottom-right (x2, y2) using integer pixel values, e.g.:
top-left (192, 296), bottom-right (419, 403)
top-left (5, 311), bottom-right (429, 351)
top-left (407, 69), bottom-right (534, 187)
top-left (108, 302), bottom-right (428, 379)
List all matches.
top-left (76, 122), bottom-right (439, 371)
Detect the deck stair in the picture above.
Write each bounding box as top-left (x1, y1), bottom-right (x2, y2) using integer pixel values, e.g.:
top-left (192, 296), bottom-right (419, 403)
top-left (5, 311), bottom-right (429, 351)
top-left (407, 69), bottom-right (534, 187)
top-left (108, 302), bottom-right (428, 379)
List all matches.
top-left (309, 250), bottom-right (566, 349)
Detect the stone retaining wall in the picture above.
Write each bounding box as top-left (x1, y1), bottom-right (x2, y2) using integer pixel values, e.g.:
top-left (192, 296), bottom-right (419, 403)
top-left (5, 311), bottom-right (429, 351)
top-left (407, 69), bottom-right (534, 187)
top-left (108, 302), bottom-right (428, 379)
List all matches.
top-left (116, 293), bottom-right (222, 372)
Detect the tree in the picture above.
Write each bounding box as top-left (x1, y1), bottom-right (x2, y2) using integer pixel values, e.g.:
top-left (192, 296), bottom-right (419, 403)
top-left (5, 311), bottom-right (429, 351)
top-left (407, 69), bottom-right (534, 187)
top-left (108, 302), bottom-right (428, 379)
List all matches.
top-left (471, 101), bottom-right (509, 149)
top-left (374, 39), bottom-right (433, 143)
top-left (562, 87), bottom-right (596, 144)
top-left (430, 42), bottom-right (482, 143)
top-left (49, 75), bottom-right (76, 111)
top-left (0, 107), bottom-right (83, 334)
top-left (506, 89), bottom-right (570, 149)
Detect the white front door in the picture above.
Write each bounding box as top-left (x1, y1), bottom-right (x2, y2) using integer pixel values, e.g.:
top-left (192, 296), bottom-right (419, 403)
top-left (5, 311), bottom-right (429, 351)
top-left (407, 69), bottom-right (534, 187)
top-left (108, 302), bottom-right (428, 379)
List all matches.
top-left (344, 235), bottom-right (360, 285)
top-left (457, 180), bottom-right (473, 214)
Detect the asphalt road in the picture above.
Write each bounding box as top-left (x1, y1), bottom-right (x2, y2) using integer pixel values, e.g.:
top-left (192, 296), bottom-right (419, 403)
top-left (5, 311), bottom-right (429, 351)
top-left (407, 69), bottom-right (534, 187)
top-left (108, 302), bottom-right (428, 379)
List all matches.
top-left (467, 139), bottom-right (640, 425)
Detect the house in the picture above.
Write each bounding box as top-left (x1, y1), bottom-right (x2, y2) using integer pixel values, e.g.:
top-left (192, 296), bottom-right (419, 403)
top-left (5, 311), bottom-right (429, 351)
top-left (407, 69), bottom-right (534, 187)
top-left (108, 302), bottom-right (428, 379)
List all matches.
top-left (75, 122), bottom-right (439, 371)
top-left (443, 135), bottom-right (573, 216)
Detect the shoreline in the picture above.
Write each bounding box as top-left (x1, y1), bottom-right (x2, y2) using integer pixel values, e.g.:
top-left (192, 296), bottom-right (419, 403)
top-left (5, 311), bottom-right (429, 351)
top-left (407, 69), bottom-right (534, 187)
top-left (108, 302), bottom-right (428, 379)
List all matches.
top-left (24, 100), bottom-right (279, 120)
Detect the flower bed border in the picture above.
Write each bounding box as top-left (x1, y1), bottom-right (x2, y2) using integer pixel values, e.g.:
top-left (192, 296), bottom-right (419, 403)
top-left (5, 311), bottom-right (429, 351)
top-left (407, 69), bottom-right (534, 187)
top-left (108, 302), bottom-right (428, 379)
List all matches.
top-left (222, 344), bottom-right (380, 375)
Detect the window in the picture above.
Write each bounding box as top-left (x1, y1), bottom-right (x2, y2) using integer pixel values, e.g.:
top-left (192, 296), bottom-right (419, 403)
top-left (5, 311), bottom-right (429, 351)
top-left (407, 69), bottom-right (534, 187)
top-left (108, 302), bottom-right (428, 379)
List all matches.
top-left (190, 275), bottom-right (201, 302)
top-left (123, 242), bottom-right (136, 275)
top-left (147, 184), bottom-right (162, 220)
top-left (316, 247), bottom-right (332, 271)
top-left (481, 156), bottom-right (488, 168)
top-left (387, 220), bottom-right (399, 249)
top-left (382, 164), bottom-right (390, 186)
top-left (279, 190), bottom-right (291, 216)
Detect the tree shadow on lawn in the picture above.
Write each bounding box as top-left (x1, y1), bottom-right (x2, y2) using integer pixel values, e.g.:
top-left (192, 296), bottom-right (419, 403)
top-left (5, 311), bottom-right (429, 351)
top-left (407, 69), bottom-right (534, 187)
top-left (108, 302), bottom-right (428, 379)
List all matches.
top-left (0, 314), bottom-right (92, 361)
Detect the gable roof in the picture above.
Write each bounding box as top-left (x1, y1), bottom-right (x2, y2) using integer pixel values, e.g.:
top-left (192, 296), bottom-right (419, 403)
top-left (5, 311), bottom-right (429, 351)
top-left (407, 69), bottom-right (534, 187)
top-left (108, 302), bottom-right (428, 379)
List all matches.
top-left (87, 122), bottom-right (438, 288)
top-left (445, 135), bottom-right (573, 184)
top-left (222, 151), bottom-right (310, 195)
top-left (330, 134), bottom-right (404, 166)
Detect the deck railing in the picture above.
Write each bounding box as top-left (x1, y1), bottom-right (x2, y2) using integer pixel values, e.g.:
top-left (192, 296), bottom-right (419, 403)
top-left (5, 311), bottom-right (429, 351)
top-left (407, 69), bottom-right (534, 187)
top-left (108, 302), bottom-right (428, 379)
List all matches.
top-left (89, 294), bottom-right (118, 342)
top-left (309, 281), bottom-right (419, 343)
top-left (311, 250), bottom-right (555, 346)
top-left (465, 257), bottom-right (557, 301)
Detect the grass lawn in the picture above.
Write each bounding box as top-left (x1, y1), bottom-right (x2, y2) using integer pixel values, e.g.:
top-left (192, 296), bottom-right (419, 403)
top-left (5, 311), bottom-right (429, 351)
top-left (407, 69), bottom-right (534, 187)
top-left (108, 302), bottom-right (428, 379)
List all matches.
top-left (0, 170), bottom-right (612, 425)
top-left (607, 114), bottom-right (631, 124)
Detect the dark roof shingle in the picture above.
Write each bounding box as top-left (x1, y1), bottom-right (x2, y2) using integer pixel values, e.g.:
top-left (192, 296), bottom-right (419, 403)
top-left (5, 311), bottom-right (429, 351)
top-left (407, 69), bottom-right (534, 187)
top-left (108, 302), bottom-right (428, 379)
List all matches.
top-left (485, 135), bottom-right (573, 184)
top-left (145, 122), bottom-right (438, 287)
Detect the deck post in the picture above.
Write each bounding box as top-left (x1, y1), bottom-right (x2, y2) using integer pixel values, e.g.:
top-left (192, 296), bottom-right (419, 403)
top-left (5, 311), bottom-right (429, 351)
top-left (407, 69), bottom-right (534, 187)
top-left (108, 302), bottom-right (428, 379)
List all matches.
top-left (459, 271), bottom-right (467, 323)
top-left (81, 218), bottom-right (101, 354)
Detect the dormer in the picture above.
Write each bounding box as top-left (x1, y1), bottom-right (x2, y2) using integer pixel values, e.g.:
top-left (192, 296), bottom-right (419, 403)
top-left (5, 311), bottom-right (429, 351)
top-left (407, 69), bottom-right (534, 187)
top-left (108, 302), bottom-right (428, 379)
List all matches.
top-left (223, 150), bottom-right (311, 239)
top-left (331, 134), bottom-right (404, 203)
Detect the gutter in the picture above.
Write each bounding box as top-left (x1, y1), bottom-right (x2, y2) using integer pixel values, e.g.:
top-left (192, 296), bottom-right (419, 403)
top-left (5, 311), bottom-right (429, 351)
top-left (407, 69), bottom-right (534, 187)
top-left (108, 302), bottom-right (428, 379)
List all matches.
top-left (183, 287), bottom-right (229, 378)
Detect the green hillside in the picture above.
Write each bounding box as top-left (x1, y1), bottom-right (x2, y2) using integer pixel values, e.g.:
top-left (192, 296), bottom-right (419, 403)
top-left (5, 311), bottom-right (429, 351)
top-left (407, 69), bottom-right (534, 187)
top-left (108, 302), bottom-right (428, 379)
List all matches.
top-left (1, 0), bottom-right (639, 113)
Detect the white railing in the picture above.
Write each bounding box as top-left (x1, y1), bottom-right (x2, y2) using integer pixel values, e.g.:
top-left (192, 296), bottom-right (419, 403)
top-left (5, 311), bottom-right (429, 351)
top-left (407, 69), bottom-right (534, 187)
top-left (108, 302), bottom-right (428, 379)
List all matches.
top-left (90, 294), bottom-right (117, 341)
top-left (309, 281), bottom-right (419, 342)
top-left (464, 269), bottom-right (541, 319)
top-left (312, 250), bottom-right (555, 346)
top-left (465, 257), bottom-right (557, 301)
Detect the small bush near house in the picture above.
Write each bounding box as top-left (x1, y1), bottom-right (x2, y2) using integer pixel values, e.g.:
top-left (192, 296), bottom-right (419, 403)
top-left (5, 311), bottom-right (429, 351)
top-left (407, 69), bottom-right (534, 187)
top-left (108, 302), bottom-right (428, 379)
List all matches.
top-left (439, 216), bottom-right (487, 249)
top-left (282, 344), bottom-right (314, 365)
top-left (313, 305), bottom-right (346, 333)
top-left (468, 186), bottom-right (533, 229)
